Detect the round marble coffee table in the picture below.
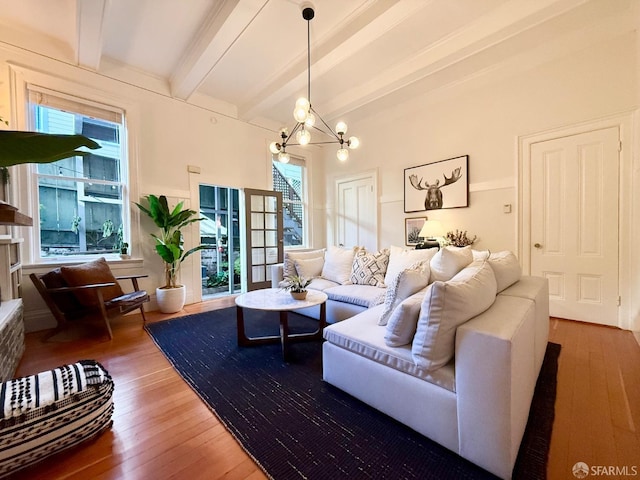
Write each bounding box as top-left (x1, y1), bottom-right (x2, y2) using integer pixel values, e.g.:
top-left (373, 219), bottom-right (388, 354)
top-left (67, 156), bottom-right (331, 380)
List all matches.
top-left (235, 288), bottom-right (328, 360)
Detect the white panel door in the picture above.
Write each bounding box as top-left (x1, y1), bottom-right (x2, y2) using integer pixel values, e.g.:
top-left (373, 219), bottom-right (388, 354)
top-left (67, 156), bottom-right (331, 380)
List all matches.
top-left (530, 127), bottom-right (619, 325)
top-left (336, 174), bottom-right (377, 250)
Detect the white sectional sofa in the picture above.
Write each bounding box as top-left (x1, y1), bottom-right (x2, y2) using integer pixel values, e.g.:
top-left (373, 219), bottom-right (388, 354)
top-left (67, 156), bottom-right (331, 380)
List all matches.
top-left (271, 245), bottom-right (550, 479)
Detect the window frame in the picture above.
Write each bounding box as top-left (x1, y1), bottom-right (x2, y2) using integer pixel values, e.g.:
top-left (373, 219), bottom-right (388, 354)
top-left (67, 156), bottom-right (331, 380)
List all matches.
top-left (271, 154), bottom-right (309, 248)
top-left (9, 65), bottom-right (141, 265)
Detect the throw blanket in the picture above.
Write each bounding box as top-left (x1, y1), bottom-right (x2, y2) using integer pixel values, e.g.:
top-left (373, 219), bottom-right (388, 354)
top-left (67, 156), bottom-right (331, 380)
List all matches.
top-left (0, 361), bottom-right (106, 419)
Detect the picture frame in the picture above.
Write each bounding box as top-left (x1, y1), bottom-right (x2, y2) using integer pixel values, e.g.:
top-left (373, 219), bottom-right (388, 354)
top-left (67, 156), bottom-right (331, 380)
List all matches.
top-left (405, 217), bottom-right (426, 246)
top-left (404, 155), bottom-right (469, 213)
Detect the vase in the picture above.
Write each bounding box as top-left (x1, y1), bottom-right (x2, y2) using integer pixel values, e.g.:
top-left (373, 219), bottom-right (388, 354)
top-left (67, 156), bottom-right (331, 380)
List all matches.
top-left (156, 285), bottom-right (186, 313)
top-left (290, 291), bottom-right (307, 300)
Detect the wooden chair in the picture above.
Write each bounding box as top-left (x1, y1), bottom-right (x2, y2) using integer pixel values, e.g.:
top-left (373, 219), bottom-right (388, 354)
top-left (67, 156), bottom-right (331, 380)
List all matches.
top-left (30, 258), bottom-right (149, 340)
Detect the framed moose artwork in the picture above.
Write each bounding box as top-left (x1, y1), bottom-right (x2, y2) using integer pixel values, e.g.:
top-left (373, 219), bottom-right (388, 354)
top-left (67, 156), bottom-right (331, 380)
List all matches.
top-left (404, 155), bottom-right (469, 212)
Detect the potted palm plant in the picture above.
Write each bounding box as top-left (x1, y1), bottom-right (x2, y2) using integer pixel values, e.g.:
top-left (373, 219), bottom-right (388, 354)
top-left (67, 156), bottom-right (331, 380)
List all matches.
top-left (135, 194), bottom-right (207, 313)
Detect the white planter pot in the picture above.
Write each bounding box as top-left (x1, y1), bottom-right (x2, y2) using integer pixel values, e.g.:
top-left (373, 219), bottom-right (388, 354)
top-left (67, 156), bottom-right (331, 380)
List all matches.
top-left (156, 285), bottom-right (186, 314)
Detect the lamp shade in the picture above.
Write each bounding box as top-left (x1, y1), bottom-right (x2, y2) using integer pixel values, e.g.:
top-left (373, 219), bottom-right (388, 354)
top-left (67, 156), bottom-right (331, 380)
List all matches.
top-left (418, 220), bottom-right (444, 239)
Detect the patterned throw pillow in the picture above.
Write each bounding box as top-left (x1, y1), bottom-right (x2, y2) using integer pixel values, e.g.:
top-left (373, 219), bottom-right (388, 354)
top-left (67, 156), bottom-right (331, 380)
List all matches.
top-left (350, 249), bottom-right (390, 287)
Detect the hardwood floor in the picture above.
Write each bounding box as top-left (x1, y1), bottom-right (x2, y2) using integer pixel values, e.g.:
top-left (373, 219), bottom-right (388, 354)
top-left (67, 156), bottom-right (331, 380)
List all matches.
top-left (11, 302), bottom-right (640, 479)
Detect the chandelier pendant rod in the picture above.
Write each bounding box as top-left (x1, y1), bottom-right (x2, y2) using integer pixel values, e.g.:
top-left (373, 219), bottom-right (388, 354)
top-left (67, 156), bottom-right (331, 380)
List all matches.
top-left (307, 13), bottom-right (311, 104)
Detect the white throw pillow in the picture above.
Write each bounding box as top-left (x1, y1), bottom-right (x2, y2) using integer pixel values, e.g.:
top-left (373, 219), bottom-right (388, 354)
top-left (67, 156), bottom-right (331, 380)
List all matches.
top-left (378, 261), bottom-right (430, 326)
top-left (283, 249), bottom-right (325, 279)
top-left (487, 250), bottom-right (522, 292)
top-left (294, 257), bottom-right (325, 279)
top-left (472, 249), bottom-right (490, 261)
top-left (321, 246), bottom-right (359, 284)
top-left (350, 248), bottom-right (390, 287)
top-left (429, 246), bottom-right (473, 282)
top-left (384, 245), bottom-right (438, 286)
top-left (384, 288), bottom-right (428, 347)
top-left (412, 259), bottom-right (497, 371)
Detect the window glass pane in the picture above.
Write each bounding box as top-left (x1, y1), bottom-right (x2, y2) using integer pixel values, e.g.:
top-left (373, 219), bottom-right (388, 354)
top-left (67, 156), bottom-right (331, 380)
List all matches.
top-left (266, 247), bottom-right (279, 264)
top-left (251, 248), bottom-right (265, 265)
top-left (30, 95), bottom-right (126, 259)
top-left (265, 213), bottom-right (277, 229)
top-left (252, 266), bottom-right (265, 282)
top-left (273, 161), bottom-right (305, 247)
top-left (264, 196), bottom-right (277, 212)
top-left (265, 231), bottom-right (278, 248)
top-left (251, 195), bottom-right (264, 212)
top-left (251, 230), bottom-right (265, 247)
top-left (251, 213), bottom-right (264, 229)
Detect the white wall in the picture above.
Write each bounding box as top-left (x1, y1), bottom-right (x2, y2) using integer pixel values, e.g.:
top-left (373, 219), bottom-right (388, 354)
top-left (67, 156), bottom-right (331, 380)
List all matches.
top-left (322, 32), bottom-right (639, 329)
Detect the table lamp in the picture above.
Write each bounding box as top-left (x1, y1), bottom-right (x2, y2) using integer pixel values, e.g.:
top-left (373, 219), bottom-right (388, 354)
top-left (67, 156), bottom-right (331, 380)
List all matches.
top-left (416, 219), bottom-right (444, 250)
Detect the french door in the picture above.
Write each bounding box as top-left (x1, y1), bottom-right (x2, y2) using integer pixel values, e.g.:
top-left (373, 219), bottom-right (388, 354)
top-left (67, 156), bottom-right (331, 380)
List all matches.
top-left (244, 189), bottom-right (284, 291)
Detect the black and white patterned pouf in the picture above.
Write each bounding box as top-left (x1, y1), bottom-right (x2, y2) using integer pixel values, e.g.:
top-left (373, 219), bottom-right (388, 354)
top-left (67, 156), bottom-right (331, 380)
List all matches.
top-left (0, 360), bottom-right (114, 477)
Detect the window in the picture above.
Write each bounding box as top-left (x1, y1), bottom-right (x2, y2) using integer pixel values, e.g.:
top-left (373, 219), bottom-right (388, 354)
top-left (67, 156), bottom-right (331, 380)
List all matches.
top-left (28, 87), bottom-right (128, 259)
top-left (272, 156), bottom-right (306, 247)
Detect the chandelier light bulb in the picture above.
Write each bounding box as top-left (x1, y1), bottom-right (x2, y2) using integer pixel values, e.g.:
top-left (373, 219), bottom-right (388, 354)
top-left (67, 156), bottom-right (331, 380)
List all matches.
top-left (295, 97), bottom-right (310, 110)
top-left (278, 151), bottom-right (290, 164)
top-left (348, 136), bottom-right (360, 149)
top-left (305, 112), bottom-right (316, 128)
top-left (269, 142), bottom-right (281, 154)
top-left (296, 128), bottom-right (311, 145)
top-left (337, 148), bottom-right (349, 162)
top-left (293, 106), bottom-right (309, 123)
top-left (279, 127), bottom-right (289, 136)
top-left (335, 121), bottom-right (348, 135)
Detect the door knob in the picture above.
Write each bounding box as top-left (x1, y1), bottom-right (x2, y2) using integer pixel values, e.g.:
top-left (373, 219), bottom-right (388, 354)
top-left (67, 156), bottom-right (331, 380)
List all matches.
top-left (534, 243), bottom-right (542, 249)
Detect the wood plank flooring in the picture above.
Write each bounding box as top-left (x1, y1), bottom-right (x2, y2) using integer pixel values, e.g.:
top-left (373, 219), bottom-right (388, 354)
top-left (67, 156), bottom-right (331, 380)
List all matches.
top-left (10, 301), bottom-right (640, 479)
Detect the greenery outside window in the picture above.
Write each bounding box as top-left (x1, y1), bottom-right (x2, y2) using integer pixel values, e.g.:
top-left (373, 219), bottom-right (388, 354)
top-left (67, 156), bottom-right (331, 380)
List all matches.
top-left (28, 87), bottom-right (128, 259)
top-left (272, 156), bottom-right (306, 247)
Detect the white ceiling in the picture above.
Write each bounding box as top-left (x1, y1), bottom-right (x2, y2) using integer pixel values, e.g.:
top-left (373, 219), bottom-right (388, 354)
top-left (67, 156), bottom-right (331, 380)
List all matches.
top-left (0, 0), bottom-right (635, 131)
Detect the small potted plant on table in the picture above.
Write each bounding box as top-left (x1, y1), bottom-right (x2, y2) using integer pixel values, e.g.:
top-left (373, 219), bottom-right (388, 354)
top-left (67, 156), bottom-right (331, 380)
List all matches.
top-left (281, 275), bottom-right (312, 300)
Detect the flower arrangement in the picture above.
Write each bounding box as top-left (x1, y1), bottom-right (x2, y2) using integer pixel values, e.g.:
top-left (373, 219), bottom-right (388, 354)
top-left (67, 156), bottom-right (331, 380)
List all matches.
top-left (444, 230), bottom-right (477, 247)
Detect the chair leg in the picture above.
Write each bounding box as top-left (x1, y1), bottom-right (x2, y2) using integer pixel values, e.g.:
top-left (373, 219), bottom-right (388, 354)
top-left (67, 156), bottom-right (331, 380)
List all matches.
top-left (139, 305), bottom-right (147, 324)
top-left (96, 291), bottom-right (114, 340)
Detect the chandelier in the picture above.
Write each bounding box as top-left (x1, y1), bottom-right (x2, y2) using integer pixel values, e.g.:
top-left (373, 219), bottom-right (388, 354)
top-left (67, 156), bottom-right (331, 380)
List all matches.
top-left (268, 5), bottom-right (359, 164)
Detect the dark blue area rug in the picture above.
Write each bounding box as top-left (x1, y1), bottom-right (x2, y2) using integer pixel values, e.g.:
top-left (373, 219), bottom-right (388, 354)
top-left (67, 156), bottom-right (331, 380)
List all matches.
top-left (145, 307), bottom-right (560, 480)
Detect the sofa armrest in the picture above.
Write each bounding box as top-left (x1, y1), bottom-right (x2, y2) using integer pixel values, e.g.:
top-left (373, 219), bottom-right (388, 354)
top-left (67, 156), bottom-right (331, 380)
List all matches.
top-left (271, 263), bottom-right (284, 288)
top-left (454, 295), bottom-right (537, 479)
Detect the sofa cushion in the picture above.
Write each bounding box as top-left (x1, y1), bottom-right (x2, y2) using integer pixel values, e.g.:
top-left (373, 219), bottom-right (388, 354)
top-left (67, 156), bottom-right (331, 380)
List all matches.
top-left (323, 305), bottom-right (456, 392)
top-left (429, 246), bottom-right (473, 282)
top-left (378, 261), bottom-right (430, 326)
top-left (350, 249), bottom-right (389, 287)
top-left (321, 246), bottom-right (359, 284)
top-left (324, 284), bottom-right (386, 309)
top-left (293, 256), bottom-right (324, 279)
top-left (60, 258), bottom-right (124, 307)
top-left (384, 245), bottom-right (438, 286)
top-left (385, 289), bottom-right (428, 347)
top-left (283, 249), bottom-right (325, 279)
top-left (487, 251), bottom-right (522, 293)
top-left (307, 277), bottom-right (340, 291)
top-left (412, 259), bottom-right (497, 371)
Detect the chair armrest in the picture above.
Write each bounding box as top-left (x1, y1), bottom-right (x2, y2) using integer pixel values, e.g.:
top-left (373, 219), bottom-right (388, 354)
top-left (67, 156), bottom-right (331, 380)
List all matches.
top-left (115, 274), bottom-right (148, 280)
